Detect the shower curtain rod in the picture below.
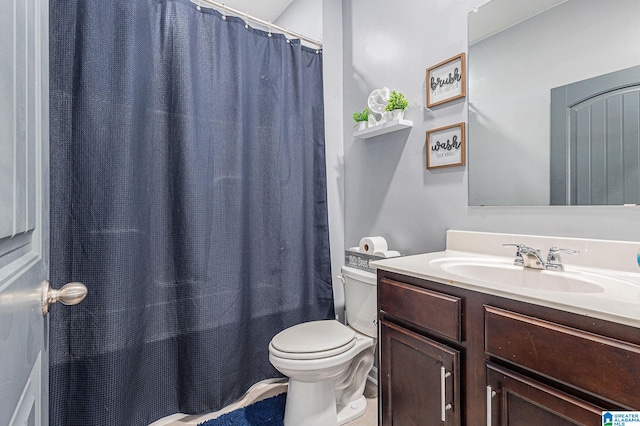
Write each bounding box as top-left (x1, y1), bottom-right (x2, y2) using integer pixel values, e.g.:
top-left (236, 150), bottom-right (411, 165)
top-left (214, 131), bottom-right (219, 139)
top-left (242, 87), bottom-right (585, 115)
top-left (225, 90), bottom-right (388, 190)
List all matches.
top-left (197, 0), bottom-right (323, 48)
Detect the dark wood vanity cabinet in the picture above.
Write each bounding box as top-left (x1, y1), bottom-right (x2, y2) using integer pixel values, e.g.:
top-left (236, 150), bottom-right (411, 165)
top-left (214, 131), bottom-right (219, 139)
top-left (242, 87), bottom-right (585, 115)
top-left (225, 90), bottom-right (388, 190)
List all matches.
top-left (377, 270), bottom-right (640, 426)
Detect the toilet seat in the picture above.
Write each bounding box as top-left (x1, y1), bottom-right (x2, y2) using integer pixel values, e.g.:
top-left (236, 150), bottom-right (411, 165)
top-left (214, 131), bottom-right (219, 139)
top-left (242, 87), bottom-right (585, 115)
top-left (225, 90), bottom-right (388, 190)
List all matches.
top-left (270, 320), bottom-right (356, 360)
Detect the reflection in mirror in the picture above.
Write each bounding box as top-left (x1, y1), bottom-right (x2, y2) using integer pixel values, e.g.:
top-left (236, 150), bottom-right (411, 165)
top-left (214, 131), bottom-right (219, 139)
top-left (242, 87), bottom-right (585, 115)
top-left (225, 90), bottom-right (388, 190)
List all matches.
top-left (550, 66), bottom-right (640, 205)
top-left (468, 0), bottom-right (640, 206)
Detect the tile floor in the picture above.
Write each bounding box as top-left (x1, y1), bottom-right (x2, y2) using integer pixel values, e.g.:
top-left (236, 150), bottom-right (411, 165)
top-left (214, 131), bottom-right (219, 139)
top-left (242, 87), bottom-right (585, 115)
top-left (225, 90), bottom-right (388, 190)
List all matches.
top-left (152, 379), bottom-right (378, 426)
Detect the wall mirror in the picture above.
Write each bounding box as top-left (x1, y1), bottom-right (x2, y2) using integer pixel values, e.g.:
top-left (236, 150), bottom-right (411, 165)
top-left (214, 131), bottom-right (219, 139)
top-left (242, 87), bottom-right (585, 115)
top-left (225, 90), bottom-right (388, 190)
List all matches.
top-left (467, 0), bottom-right (640, 206)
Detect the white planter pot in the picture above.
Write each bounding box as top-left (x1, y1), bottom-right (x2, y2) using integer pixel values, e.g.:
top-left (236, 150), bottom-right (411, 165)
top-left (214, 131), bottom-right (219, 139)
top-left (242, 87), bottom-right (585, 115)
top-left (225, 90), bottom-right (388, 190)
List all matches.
top-left (355, 121), bottom-right (367, 131)
top-left (390, 109), bottom-right (405, 120)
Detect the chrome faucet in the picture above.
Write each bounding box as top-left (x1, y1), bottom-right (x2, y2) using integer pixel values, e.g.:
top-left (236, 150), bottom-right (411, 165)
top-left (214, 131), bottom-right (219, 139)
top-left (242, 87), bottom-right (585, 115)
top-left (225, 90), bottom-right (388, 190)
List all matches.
top-left (503, 244), bottom-right (545, 269)
top-left (503, 244), bottom-right (579, 271)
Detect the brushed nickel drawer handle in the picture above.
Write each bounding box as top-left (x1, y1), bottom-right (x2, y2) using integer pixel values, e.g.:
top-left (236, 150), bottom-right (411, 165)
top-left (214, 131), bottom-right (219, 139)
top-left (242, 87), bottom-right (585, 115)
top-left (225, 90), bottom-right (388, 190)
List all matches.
top-left (441, 366), bottom-right (452, 421)
top-left (486, 385), bottom-right (496, 425)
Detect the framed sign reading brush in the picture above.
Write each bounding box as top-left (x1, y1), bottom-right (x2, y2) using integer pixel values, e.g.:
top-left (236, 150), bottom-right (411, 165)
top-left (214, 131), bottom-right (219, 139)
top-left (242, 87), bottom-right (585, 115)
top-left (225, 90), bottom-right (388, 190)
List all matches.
top-left (426, 122), bottom-right (466, 169)
top-left (426, 53), bottom-right (466, 108)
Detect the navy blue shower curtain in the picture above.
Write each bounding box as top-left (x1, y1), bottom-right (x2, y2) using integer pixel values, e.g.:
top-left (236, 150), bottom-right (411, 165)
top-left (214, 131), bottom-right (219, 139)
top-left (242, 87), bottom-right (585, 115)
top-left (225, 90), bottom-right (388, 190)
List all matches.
top-left (49, 1), bottom-right (334, 424)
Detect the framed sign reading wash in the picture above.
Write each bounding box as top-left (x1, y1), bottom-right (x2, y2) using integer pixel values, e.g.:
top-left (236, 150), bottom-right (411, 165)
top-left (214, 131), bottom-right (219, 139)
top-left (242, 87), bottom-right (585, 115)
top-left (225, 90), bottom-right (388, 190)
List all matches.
top-left (426, 53), bottom-right (466, 107)
top-left (426, 122), bottom-right (466, 169)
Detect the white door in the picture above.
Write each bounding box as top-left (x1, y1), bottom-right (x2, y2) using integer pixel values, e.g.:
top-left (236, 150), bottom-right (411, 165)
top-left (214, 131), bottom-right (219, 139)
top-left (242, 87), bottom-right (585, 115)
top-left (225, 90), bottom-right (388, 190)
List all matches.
top-left (0, 1), bottom-right (87, 425)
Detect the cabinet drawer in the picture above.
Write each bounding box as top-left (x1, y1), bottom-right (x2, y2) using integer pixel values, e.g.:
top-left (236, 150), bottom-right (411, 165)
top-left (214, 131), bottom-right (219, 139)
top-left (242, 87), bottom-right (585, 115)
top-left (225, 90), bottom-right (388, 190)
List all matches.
top-left (379, 278), bottom-right (461, 342)
top-left (485, 306), bottom-right (640, 408)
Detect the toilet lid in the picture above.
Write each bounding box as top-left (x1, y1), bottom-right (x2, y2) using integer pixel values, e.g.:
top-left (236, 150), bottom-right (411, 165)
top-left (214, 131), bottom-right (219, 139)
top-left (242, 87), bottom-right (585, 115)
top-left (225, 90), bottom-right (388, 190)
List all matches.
top-left (270, 320), bottom-right (356, 359)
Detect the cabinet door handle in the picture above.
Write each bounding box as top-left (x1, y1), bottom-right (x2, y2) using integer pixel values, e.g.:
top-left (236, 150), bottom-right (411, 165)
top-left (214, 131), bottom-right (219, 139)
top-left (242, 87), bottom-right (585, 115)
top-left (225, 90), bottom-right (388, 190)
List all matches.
top-left (440, 366), bottom-right (452, 422)
top-left (486, 385), bottom-right (497, 425)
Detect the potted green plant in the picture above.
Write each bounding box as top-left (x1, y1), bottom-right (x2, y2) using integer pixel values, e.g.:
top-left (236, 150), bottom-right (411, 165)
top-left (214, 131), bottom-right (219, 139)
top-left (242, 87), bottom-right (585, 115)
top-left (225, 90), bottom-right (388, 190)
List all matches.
top-left (385, 91), bottom-right (408, 120)
top-left (352, 107), bottom-right (370, 131)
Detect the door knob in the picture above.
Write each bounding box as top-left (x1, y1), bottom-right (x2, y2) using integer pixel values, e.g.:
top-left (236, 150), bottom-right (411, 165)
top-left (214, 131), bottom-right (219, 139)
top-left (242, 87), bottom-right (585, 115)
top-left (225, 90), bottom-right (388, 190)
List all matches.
top-left (41, 280), bottom-right (87, 315)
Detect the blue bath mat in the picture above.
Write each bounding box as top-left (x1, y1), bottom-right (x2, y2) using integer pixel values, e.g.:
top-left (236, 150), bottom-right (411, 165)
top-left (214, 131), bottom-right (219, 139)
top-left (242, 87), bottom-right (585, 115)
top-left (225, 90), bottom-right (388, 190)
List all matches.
top-left (198, 393), bottom-right (286, 426)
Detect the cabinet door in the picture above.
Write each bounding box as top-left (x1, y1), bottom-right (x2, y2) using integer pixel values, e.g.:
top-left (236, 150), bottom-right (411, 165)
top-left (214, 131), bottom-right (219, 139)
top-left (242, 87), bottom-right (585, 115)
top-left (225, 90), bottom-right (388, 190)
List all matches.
top-left (486, 363), bottom-right (605, 426)
top-left (380, 319), bottom-right (460, 425)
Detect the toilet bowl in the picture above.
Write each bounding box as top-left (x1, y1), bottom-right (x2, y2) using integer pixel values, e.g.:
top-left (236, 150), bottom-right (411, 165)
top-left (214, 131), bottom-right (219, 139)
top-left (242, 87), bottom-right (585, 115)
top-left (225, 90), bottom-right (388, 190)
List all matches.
top-left (268, 266), bottom-right (378, 426)
top-left (269, 320), bottom-right (375, 426)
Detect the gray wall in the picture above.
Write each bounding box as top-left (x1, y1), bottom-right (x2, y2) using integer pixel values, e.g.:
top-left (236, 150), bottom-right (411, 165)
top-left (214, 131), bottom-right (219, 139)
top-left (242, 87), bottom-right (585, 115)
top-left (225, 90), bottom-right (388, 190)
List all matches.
top-left (342, 0), bottom-right (640, 256)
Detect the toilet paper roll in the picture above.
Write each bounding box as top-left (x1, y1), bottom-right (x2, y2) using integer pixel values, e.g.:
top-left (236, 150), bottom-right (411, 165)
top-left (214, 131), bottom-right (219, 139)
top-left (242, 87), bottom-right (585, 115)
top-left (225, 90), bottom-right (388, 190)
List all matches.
top-left (373, 250), bottom-right (401, 258)
top-left (359, 236), bottom-right (388, 254)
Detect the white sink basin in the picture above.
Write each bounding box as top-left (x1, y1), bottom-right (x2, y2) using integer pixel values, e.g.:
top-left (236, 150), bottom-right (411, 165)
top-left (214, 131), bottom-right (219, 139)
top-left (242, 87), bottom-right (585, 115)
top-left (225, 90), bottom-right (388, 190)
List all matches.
top-left (429, 257), bottom-right (612, 293)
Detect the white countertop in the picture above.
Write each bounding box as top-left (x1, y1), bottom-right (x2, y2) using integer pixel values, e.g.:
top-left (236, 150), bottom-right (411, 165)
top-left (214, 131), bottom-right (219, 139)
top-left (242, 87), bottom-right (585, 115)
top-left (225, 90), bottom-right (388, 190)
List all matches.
top-left (371, 231), bottom-right (640, 328)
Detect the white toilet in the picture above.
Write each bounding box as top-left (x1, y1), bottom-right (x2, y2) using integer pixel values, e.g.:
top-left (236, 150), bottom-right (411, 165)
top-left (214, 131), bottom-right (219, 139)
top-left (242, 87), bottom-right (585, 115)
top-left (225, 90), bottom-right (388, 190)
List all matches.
top-left (268, 265), bottom-right (378, 426)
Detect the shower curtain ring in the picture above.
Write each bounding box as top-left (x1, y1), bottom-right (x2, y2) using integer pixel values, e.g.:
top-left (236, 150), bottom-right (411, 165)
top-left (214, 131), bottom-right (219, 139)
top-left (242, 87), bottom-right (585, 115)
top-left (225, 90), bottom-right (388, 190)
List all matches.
top-left (268, 21), bottom-right (272, 37)
top-left (244, 12), bottom-right (249, 29)
top-left (221, 3), bottom-right (226, 19)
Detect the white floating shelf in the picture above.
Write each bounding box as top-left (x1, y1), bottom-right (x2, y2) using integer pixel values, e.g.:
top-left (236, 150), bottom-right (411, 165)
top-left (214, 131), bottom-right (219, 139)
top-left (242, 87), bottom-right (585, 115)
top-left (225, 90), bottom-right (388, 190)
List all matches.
top-left (353, 118), bottom-right (413, 139)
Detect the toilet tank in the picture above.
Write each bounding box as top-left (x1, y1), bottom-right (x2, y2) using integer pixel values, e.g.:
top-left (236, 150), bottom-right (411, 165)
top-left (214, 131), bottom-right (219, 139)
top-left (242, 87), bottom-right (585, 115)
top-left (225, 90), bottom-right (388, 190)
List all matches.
top-left (341, 265), bottom-right (377, 338)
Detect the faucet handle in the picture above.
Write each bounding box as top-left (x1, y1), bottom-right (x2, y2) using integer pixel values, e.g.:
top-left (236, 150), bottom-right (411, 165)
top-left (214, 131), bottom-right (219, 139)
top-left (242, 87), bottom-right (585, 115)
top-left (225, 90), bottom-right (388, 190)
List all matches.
top-left (546, 247), bottom-right (579, 270)
top-left (503, 243), bottom-right (525, 265)
top-left (547, 246), bottom-right (579, 260)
